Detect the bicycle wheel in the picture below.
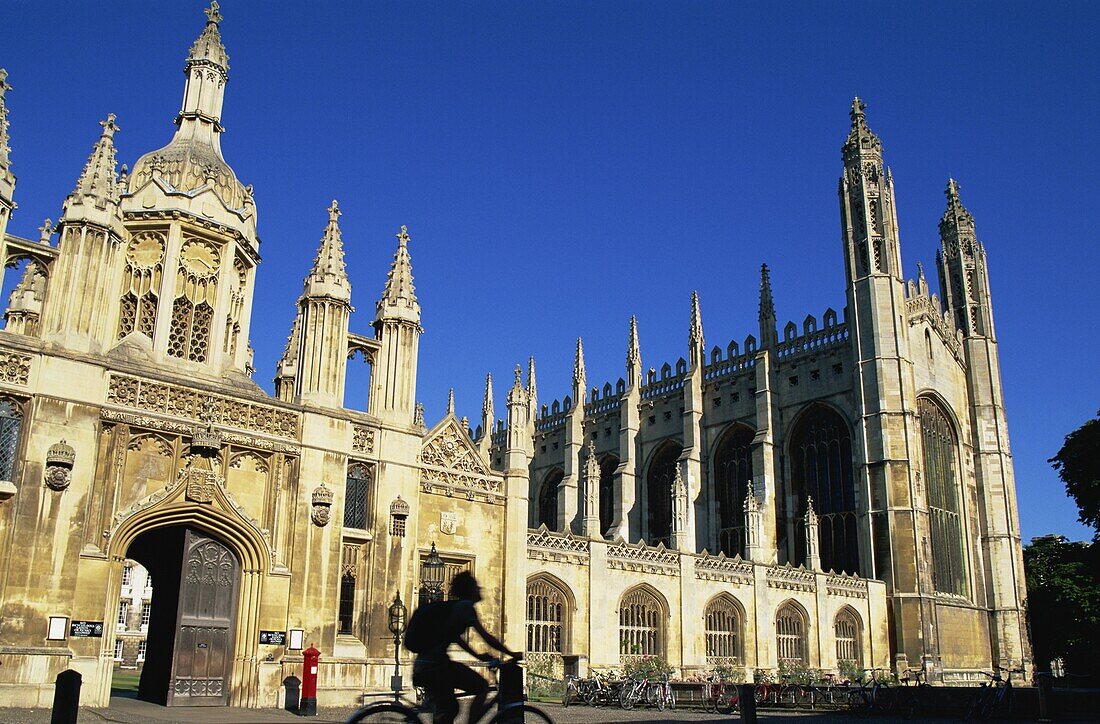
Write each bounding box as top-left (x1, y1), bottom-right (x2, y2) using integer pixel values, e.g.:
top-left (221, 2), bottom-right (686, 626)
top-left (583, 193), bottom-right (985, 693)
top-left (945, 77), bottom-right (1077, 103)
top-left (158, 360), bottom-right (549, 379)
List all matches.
top-left (795, 685), bottom-right (815, 709)
top-left (717, 690), bottom-right (740, 716)
top-left (344, 702), bottom-right (420, 723)
top-left (488, 703), bottom-right (555, 724)
top-left (847, 688), bottom-right (871, 718)
top-left (667, 686), bottom-right (676, 710)
top-left (701, 684), bottom-right (716, 713)
top-left (561, 682), bottom-right (574, 707)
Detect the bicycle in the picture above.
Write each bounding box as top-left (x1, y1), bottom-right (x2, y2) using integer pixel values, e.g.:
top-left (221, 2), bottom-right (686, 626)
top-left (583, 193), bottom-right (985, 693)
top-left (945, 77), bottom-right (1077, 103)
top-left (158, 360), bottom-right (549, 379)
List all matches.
top-left (895, 668), bottom-right (931, 719)
top-left (847, 668), bottom-right (894, 718)
top-left (618, 671), bottom-right (648, 710)
top-left (964, 666), bottom-right (1022, 721)
top-left (345, 659), bottom-right (555, 723)
top-left (645, 672), bottom-right (676, 711)
top-left (701, 675), bottom-right (741, 714)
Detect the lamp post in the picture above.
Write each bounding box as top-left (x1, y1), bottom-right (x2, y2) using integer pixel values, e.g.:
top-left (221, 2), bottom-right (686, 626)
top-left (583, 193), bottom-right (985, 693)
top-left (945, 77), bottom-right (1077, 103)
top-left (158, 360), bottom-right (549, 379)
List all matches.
top-left (387, 592), bottom-right (407, 702)
top-left (419, 542), bottom-right (445, 605)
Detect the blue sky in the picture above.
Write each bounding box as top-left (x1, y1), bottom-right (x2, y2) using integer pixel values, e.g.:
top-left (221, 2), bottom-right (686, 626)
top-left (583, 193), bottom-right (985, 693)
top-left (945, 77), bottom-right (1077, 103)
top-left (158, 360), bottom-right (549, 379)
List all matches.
top-left (3, 1), bottom-right (1097, 542)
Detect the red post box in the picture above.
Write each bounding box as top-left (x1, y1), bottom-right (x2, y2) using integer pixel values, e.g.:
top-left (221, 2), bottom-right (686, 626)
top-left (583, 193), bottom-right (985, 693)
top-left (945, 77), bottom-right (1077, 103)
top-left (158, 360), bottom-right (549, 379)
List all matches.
top-left (300, 645), bottom-right (320, 716)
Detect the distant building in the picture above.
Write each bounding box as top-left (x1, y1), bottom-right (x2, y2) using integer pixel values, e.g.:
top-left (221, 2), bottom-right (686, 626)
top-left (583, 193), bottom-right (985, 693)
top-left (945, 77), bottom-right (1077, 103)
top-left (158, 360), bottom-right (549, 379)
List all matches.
top-left (0, 1), bottom-right (1030, 710)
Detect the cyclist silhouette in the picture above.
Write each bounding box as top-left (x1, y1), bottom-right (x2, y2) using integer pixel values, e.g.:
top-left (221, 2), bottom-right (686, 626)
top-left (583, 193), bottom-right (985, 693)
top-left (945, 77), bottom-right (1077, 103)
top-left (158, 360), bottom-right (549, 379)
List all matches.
top-left (413, 571), bottom-right (522, 724)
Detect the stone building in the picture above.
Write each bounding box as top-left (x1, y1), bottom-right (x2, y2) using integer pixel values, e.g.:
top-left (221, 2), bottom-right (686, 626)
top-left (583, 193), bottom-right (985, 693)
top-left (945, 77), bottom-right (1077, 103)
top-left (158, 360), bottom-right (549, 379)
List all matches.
top-left (0, 2), bottom-right (1029, 710)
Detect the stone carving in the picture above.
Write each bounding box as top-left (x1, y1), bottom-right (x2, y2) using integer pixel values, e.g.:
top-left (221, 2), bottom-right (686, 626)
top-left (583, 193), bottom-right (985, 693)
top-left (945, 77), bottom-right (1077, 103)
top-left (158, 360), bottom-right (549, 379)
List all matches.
top-left (106, 374), bottom-right (300, 439)
top-left (420, 418), bottom-right (503, 502)
top-left (101, 410), bottom-right (300, 455)
top-left (765, 563), bottom-right (817, 592)
top-left (694, 552), bottom-right (753, 585)
top-left (44, 439), bottom-right (76, 491)
top-left (311, 483), bottom-right (333, 527)
top-left (351, 425), bottom-right (375, 455)
top-left (825, 573), bottom-right (869, 599)
top-left (181, 460), bottom-right (222, 503)
top-left (526, 525), bottom-right (590, 565)
top-left (0, 350), bottom-right (31, 385)
top-left (607, 539), bottom-right (679, 576)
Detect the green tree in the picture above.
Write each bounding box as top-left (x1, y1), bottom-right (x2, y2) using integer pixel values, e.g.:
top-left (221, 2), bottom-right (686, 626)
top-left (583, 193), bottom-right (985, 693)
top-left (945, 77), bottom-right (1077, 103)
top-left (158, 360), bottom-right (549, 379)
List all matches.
top-left (1023, 535), bottom-right (1100, 678)
top-left (1049, 410), bottom-right (1100, 537)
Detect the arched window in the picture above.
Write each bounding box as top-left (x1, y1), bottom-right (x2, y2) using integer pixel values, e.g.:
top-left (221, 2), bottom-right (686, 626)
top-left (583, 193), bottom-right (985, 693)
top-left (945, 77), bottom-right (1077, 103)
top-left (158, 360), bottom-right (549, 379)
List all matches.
top-left (775, 602), bottom-right (807, 665)
top-left (526, 578), bottom-right (569, 654)
top-left (919, 397), bottom-right (968, 596)
top-left (704, 595), bottom-right (742, 663)
top-left (167, 239), bottom-right (220, 362)
top-left (714, 425), bottom-right (754, 557)
top-left (537, 470), bottom-right (562, 532)
top-left (599, 456), bottom-right (617, 537)
top-left (646, 443), bottom-right (681, 546)
top-left (834, 608), bottom-right (862, 666)
top-left (0, 398), bottom-right (23, 483)
top-left (337, 573), bottom-right (355, 635)
top-left (343, 462), bottom-right (372, 530)
top-left (789, 405), bottom-right (859, 574)
top-left (619, 587), bottom-right (664, 659)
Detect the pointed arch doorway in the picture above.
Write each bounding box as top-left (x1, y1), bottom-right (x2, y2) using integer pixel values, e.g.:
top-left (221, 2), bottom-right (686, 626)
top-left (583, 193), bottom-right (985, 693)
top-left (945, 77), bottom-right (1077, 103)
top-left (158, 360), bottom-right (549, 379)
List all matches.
top-left (127, 525), bottom-right (240, 706)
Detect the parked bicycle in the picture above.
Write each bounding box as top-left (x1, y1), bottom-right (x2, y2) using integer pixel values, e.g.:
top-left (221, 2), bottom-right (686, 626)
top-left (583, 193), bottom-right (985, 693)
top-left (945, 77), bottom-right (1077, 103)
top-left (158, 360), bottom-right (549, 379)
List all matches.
top-left (895, 668), bottom-right (931, 719)
top-left (346, 659), bottom-right (555, 723)
top-left (645, 672), bottom-right (676, 710)
top-left (847, 667), bottom-right (894, 717)
top-left (964, 666), bottom-right (1023, 721)
top-left (701, 675), bottom-right (741, 714)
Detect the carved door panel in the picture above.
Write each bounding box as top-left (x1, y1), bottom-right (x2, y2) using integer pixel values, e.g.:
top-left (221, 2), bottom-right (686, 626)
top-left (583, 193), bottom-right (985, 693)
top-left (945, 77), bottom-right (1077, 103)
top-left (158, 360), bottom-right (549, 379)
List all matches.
top-left (167, 529), bottom-right (239, 706)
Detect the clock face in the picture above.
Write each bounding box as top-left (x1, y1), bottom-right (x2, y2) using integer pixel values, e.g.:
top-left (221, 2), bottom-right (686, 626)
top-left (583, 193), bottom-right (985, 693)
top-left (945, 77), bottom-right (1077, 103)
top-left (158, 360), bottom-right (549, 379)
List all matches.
top-left (180, 241), bottom-right (219, 278)
top-left (127, 233), bottom-right (165, 269)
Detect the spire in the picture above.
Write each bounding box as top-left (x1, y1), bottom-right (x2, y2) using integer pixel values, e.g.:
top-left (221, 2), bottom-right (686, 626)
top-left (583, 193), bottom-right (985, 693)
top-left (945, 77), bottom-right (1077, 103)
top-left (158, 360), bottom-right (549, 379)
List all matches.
top-left (939, 178), bottom-right (976, 249)
top-left (572, 338), bottom-right (587, 399)
top-left (482, 373), bottom-right (494, 422)
top-left (63, 114), bottom-right (123, 217)
top-left (688, 291), bottom-right (705, 367)
top-left (376, 225), bottom-right (420, 325)
top-left (758, 263), bottom-right (777, 348)
top-left (842, 96), bottom-right (882, 164)
top-left (179, 1), bottom-right (229, 125)
top-left (508, 365), bottom-right (526, 405)
top-left (526, 356), bottom-right (538, 418)
top-left (626, 315), bottom-right (642, 388)
top-left (581, 440), bottom-right (601, 537)
top-left (0, 68), bottom-right (12, 175)
top-left (302, 200), bottom-right (350, 301)
top-left (446, 388), bottom-right (456, 416)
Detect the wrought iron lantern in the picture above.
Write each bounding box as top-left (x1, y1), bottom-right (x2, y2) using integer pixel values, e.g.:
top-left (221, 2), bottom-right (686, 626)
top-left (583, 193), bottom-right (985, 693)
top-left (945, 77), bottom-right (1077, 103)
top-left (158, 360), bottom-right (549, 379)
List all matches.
top-left (387, 593), bottom-right (407, 638)
top-left (419, 542), bottom-right (445, 604)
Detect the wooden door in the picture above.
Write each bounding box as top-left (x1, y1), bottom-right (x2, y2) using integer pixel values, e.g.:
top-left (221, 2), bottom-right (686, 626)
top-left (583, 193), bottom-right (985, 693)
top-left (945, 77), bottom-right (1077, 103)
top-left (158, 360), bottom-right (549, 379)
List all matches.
top-left (167, 529), bottom-right (239, 706)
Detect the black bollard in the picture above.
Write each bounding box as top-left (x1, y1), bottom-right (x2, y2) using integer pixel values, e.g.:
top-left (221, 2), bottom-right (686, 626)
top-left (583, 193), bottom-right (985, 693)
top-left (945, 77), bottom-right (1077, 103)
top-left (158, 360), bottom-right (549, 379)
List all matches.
top-left (738, 683), bottom-right (758, 724)
top-left (50, 669), bottom-right (81, 724)
top-left (283, 675), bottom-right (301, 713)
top-left (1037, 673), bottom-right (1053, 723)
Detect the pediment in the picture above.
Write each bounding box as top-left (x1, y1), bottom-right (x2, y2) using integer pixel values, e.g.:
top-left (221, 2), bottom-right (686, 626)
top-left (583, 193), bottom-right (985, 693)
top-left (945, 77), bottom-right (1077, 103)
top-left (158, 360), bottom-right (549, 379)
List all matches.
top-left (421, 415), bottom-right (489, 476)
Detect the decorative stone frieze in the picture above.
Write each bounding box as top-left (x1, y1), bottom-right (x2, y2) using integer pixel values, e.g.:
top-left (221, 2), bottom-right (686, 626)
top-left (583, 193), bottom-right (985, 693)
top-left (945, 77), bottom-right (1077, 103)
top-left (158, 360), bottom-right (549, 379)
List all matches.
top-left (607, 539), bottom-right (679, 576)
top-left (420, 418), bottom-right (504, 503)
top-left (100, 409), bottom-right (300, 454)
top-left (0, 350), bottom-right (31, 385)
top-left (825, 573), bottom-right (869, 599)
top-left (526, 525), bottom-right (590, 565)
top-left (694, 551), bottom-right (753, 585)
top-left (765, 563), bottom-right (817, 592)
top-left (351, 425), bottom-right (375, 455)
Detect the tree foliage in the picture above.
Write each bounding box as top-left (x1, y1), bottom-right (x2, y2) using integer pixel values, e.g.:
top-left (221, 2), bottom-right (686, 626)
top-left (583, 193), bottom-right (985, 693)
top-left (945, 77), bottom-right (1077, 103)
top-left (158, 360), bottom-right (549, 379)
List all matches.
top-left (1049, 410), bottom-right (1100, 537)
top-left (1024, 534), bottom-right (1100, 678)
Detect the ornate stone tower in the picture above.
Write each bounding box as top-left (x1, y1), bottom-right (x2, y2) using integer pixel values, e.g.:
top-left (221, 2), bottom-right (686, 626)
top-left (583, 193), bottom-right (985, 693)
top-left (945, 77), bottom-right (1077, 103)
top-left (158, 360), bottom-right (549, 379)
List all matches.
top-left (368, 226), bottom-right (421, 425)
top-left (0, 69), bottom-right (15, 253)
top-left (936, 180), bottom-right (1031, 670)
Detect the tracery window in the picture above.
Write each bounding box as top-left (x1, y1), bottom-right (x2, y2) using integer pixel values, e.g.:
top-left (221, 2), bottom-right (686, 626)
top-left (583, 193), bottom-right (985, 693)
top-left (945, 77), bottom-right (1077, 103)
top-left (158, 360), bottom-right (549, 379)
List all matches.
top-left (337, 573), bottom-right (355, 635)
top-left (645, 443), bottom-right (681, 546)
top-left (789, 405), bottom-right (860, 574)
top-left (619, 587), bottom-right (663, 658)
top-left (834, 608), bottom-right (862, 666)
top-left (714, 425), bottom-right (754, 557)
top-left (117, 231), bottom-right (164, 341)
top-left (537, 469), bottom-right (562, 532)
top-left (599, 456), bottom-right (617, 537)
top-left (0, 399), bottom-right (20, 483)
top-left (526, 578), bottom-right (568, 654)
top-left (343, 462), bottom-right (372, 530)
top-left (775, 602), bottom-right (807, 665)
top-left (223, 257), bottom-right (247, 357)
top-left (704, 595), bottom-right (742, 663)
top-left (167, 238), bottom-right (219, 362)
top-left (919, 397), bottom-right (968, 596)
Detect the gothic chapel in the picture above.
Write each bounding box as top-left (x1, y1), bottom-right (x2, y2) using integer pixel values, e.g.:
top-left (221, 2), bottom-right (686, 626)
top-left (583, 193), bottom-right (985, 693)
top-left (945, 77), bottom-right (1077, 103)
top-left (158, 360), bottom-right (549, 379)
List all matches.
top-left (0, 3), bottom-right (1030, 709)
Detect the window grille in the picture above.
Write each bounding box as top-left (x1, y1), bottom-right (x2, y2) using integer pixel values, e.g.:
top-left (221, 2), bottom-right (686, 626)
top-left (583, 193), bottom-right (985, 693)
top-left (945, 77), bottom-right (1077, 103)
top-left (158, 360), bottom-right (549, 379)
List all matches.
top-left (537, 470), bottom-right (562, 531)
top-left (121, 564), bottom-right (133, 587)
top-left (337, 573), bottom-right (355, 635)
top-left (140, 602), bottom-right (151, 628)
top-left (391, 517), bottom-right (406, 537)
top-left (117, 231), bottom-right (164, 341)
top-left (619, 588), bottom-right (663, 658)
top-left (789, 405), bottom-right (860, 574)
top-left (0, 399), bottom-right (22, 483)
top-left (137, 640), bottom-right (147, 662)
top-left (919, 397), bottom-right (969, 596)
top-left (166, 239), bottom-right (219, 362)
top-left (714, 425), bottom-right (754, 557)
top-left (113, 639), bottom-right (124, 660)
top-left (526, 578), bottom-right (567, 654)
top-left (598, 456), bottom-right (617, 537)
top-left (834, 609), bottom-right (861, 666)
top-left (645, 444), bottom-right (680, 546)
top-left (704, 596), bottom-right (742, 663)
top-left (775, 603), bottom-right (807, 665)
top-left (117, 602), bottom-right (128, 629)
top-left (343, 463), bottom-right (371, 529)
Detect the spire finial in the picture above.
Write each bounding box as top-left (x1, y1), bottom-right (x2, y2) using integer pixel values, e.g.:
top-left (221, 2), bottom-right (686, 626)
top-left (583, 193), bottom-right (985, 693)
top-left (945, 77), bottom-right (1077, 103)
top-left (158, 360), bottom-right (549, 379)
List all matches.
top-left (99, 113), bottom-right (119, 139)
top-left (446, 388), bottom-right (456, 416)
top-left (759, 263), bottom-right (775, 320)
top-left (850, 96), bottom-right (865, 124)
top-left (64, 115), bottom-right (122, 212)
top-left (396, 225), bottom-right (410, 248)
top-left (482, 373), bottom-right (494, 419)
top-left (842, 96), bottom-right (881, 162)
top-left (205, 1), bottom-right (223, 26)
top-left (327, 199), bottom-right (341, 221)
top-left (946, 178), bottom-right (961, 206)
top-left (573, 338), bottom-right (586, 388)
top-left (38, 219), bottom-right (52, 244)
top-left (377, 225), bottom-right (419, 322)
top-left (916, 261), bottom-right (925, 280)
top-left (303, 200), bottom-right (350, 300)
top-left (689, 291), bottom-right (704, 360)
top-left (0, 68), bottom-right (11, 172)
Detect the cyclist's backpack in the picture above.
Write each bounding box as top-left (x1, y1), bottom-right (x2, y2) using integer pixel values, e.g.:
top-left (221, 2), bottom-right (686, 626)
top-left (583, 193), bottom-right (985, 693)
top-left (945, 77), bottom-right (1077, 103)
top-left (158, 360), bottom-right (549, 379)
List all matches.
top-left (402, 600), bottom-right (454, 653)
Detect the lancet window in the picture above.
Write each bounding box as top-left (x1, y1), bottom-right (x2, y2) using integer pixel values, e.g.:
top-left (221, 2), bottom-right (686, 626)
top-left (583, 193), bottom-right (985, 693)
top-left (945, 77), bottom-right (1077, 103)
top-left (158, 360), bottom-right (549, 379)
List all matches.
top-left (704, 595), bottom-right (742, 663)
top-left (789, 405), bottom-right (860, 575)
top-left (337, 543), bottom-right (359, 636)
top-left (537, 469), bottom-right (562, 531)
top-left (834, 608), bottom-right (862, 666)
top-left (0, 398), bottom-right (22, 483)
top-left (167, 239), bottom-right (220, 362)
top-left (223, 257), bottom-right (247, 358)
top-left (714, 424), bottom-right (754, 557)
top-left (117, 231), bottom-right (165, 341)
top-left (526, 577), bottom-right (568, 654)
top-left (918, 397), bottom-right (968, 596)
top-left (645, 442), bottom-right (680, 546)
top-left (343, 462), bottom-right (372, 530)
top-left (775, 602), bottom-right (807, 665)
top-left (599, 456), bottom-right (617, 537)
top-left (619, 587), bottom-right (663, 659)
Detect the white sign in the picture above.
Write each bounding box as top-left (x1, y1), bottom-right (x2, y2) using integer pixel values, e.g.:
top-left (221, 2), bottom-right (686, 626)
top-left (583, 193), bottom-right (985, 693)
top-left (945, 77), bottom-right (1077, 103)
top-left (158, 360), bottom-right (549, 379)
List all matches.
top-left (288, 628), bottom-right (304, 651)
top-left (47, 616), bottom-right (68, 641)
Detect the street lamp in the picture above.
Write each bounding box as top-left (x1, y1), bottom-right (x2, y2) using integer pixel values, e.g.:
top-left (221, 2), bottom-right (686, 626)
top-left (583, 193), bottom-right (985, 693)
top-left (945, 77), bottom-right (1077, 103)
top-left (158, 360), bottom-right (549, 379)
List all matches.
top-left (387, 592), bottom-right (407, 702)
top-left (420, 542), bottom-right (445, 605)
